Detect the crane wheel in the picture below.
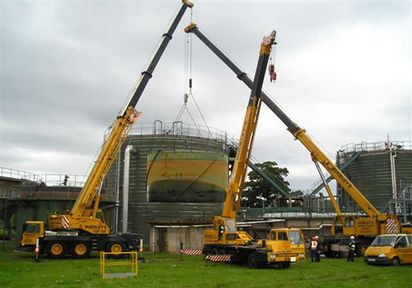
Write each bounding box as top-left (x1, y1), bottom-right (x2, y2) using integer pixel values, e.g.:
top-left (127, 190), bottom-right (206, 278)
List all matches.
top-left (106, 241), bottom-right (127, 258)
top-left (247, 252), bottom-right (264, 269)
top-left (46, 241), bottom-right (66, 259)
top-left (72, 242), bottom-right (91, 258)
top-left (279, 261), bottom-right (291, 269)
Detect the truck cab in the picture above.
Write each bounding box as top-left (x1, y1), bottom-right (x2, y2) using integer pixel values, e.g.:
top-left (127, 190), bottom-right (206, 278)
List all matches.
top-left (364, 234), bottom-right (412, 265)
top-left (21, 221), bottom-right (45, 247)
top-left (267, 228), bottom-right (305, 261)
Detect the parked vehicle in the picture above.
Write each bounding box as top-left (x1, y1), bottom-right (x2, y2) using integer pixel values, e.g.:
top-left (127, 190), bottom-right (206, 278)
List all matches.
top-left (364, 234), bottom-right (412, 265)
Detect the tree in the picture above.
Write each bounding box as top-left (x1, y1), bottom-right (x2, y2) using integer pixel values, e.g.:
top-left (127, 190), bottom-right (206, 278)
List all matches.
top-left (241, 161), bottom-right (290, 208)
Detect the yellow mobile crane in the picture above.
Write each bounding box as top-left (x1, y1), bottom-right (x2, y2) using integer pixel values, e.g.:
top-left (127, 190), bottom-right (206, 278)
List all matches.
top-left (201, 30), bottom-right (303, 269)
top-left (185, 23), bottom-right (408, 256)
top-left (20, 0), bottom-right (194, 259)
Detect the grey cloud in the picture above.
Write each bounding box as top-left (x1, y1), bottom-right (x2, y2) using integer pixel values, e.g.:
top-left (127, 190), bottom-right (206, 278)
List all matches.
top-left (1, 0), bottom-right (410, 190)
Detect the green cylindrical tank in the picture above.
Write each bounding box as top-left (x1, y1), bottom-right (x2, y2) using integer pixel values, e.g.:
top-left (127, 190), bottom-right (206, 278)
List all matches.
top-left (337, 141), bottom-right (412, 212)
top-left (147, 151), bottom-right (228, 202)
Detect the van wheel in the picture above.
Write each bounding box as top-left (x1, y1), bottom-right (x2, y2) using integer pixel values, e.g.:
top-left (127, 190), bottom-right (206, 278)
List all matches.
top-left (46, 241), bottom-right (66, 259)
top-left (392, 257), bottom-right (401, 266)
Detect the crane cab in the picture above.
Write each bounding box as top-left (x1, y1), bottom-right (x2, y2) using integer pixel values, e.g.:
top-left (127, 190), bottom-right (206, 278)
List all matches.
top-left (203, 216), bottom-right (253, 247)
top-left (21, 221), bottom-right (45, 247)
top-left (267, 228), bottom-right (305, 260)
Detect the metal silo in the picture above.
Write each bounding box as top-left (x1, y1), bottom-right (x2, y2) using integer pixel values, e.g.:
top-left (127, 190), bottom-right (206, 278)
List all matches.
top-left (104, 121), bottom-right (231, 247)
top-left (336, 141), bottom-right (412, 216)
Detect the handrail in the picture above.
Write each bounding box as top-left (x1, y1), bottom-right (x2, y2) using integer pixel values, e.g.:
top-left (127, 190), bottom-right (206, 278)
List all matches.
top-left (0, 167), bottom-right (86, 187)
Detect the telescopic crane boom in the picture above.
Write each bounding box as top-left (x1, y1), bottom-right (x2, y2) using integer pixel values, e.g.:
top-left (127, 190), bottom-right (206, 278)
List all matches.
top-left (67, 0), bottom-right (194, 223)
top-left (185, 23), bottom-right (400, 242)
top-left (222, 32), bottom-right (275, 220)
top-left (202, 31), bottom-right (304, 268)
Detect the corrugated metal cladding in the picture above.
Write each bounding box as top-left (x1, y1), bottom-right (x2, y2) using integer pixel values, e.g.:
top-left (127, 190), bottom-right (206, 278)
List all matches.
top-left (104, 130), bottom-right (231, 244)
top-left (337, 141), bottom-right (412, 213)
top-left (151, 226), bottom-right (207, 253)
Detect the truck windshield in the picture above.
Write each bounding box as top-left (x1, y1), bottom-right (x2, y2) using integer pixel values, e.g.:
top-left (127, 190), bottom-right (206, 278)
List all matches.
top-left (288, 231), bottom-right (303, 245)
top-left (24, 224), bottom-right (40, 233)
top-left (370, 235), bottom-right (397, 247)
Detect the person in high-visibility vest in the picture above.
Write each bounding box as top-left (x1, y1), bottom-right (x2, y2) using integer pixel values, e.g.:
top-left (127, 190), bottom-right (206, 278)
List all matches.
top-left (310, 236), bottom-right (318, 262)
top-left (347, 236), bottom-right (356, 262)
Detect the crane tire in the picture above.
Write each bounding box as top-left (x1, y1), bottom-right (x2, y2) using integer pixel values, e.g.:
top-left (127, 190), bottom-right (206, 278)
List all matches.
top-left (247, 252), bottom-right (264, 269)
top-left (46, 241), bottom-right (66, 259)
top-left (279, 261), bottom-right (291, 269)
top-left (72, 241), bottom-right (91, 258)
top-left (106, 241), bottom-right (127, 258)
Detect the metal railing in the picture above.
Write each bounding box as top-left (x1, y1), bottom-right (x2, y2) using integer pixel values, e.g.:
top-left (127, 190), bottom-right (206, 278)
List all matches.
top-left (0, 167), bottom-right (86, 188)
top-left (340, 141), bottom-right (412, 154)
top-left (0, 167), bottom-right (42, 183)
top-left (0, 189), bottom-right (116, 202)
top-left (39, 174), bottom-right (86, 187)
top-left (262, 212), bottom-right (337, 219)
top-left (128, 121), bottom-right (235, 145)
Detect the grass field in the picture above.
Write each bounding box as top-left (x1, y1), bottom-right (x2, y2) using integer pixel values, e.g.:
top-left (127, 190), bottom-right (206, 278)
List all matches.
top-left (0, 242), bottom-right (411, 288)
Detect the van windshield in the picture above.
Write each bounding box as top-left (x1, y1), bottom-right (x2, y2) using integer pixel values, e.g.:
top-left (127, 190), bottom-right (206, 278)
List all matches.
top-left (370, 235), bottom-right (397, 247)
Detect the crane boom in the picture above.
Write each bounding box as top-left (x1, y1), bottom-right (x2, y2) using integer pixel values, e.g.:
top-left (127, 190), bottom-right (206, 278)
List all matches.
top-left (69, 0), bottom-right (193, 219)
top-left (51, 0), bottom-right (194, 232)
top-left (223, 31), bottom-right (276, 219)
top-left (185, 23), bottom-right (380, 218)
top-left (124, 0), bottom-right (194, 112)
top-left (202, 31), bottom-right (305, 268)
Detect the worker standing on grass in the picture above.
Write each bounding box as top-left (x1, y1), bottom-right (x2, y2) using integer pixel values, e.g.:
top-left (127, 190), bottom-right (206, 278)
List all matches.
top-left (347, 236), bottom-right (356, 262)
top-left (310, 236), bottom-right (318, 262)
top-left (315, 236), bottom-right (321, 262)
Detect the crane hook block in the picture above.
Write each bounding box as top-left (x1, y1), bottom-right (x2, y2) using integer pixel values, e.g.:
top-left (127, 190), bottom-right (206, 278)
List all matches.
top-left (268, 64), bottom-right (277, 82)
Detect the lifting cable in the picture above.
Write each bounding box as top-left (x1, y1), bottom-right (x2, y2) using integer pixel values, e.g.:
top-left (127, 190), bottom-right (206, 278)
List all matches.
top-left (175, 8), bottom-right (212, 137)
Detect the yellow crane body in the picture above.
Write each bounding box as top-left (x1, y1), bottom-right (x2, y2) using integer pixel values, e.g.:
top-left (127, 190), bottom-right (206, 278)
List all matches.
top-left (202, 31), bottom-right (304, 268)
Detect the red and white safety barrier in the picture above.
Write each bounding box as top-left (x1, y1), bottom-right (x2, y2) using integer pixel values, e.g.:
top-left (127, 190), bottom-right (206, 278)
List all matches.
top-left (205, 255), bottom-right (232, 262)
top-left (62, 215), bottom-right (70, 229)
top-left (179, 249), bottom-right (203, 256)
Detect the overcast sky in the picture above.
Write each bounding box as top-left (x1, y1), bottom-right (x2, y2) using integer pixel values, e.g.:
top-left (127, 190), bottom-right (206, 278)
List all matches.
top-left (1, 0), bottom-right (411, 190)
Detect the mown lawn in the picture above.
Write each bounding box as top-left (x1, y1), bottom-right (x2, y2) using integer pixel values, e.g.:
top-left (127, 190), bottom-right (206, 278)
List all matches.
top-left (0, 241), bottom-right (411, 288)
